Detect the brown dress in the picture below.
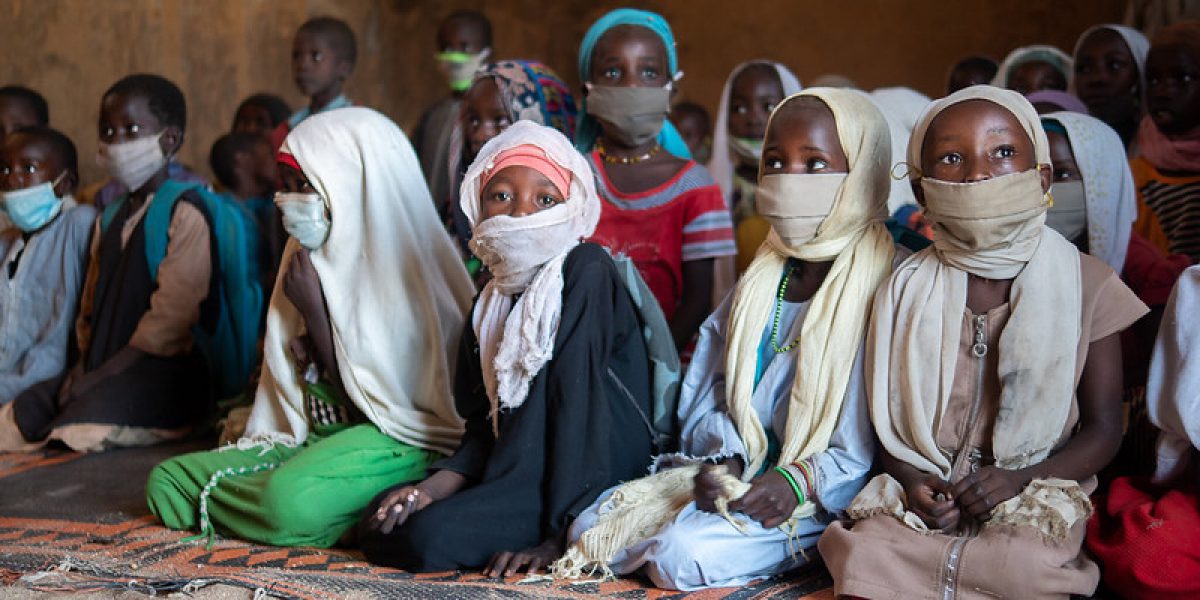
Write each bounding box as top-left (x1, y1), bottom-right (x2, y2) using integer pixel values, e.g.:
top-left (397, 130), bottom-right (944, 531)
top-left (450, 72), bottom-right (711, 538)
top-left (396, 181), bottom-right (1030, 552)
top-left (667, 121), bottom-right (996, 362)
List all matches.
top-left (818, 253), bottom-right (1148, 600)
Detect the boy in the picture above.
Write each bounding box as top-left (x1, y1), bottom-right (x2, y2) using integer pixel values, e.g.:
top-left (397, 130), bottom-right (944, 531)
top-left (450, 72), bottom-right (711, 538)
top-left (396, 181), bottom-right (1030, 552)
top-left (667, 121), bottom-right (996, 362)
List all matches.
top-left (0, 127), bottom-right (95, 408)
top-left (1, 74), bottom-right (214, 453)
top-left (270, 17), bottom-right (356, 151)
top-left (0, 86), bottom-right (49, 140)
top-left (209, 132), bottom-right (283, 286)
top-left (232, 93), bottom-right (291, 138)
top-left (946, 56), bottom-right (998, 94)
top-left (413, 10), bottom-right (492, 210)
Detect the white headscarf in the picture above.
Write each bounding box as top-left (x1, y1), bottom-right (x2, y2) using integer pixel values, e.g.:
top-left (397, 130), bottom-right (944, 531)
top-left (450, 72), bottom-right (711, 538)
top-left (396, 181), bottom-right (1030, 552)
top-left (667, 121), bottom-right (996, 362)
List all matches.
top-left (868, 87), bottom-right (932, 213)
top-left (992, 45), bottom-right (1073, 89)
top-left (460, 120), bottom-right (601, 427)
top-left (1044, 111), bottom-right (1137, 272)
top-left (1070, 25), bottom-right (1151, 93)
top-left (244, 108), bottom-right (475, 454)
top-left (1148, 265), bottom-right (1200, 484)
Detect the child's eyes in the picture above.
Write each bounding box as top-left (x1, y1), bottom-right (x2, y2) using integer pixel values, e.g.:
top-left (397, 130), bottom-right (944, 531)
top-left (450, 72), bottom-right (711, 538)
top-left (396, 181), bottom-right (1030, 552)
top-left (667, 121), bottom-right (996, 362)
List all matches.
top-left (311, 51), bottom-right (323, 62)
top-left (938, 152), bottom-right (962, 166)
top-left (808, 157), bottom-right (830, 171)
top-left (993, 145), bottom-right (1017, 159)
top-left (489, 191), bottom-right (512, 202)
top-left (732, 103), bottom-right (749, 115)
top-left (1107, 60), bottom-right (1127, 72)
top-left (764, 157), bottom-right (784, 170)
top-left (641, 67), bottom-right (659, 79)
top-left (763, 102), bottom-right (777, 114)
top-left (538, 195), bottom-right (562, 207)
top-left (602, 67), bottom-right (620, 80)
top-left (1054, 168), bottom-right (1074, 180)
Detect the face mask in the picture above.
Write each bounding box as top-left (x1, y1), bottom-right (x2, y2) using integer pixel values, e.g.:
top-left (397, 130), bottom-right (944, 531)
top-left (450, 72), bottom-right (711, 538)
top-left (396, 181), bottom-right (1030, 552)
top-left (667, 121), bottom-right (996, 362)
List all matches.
top-left (1046, 180), bottom-right (1087, 243)
top-left (0, 172), bottom-right (66, 233)
top-left (274, 191), bottom-right (331, 250)
top-left (729, 136), bottom-right (764, 164)
top-left (756, 173), bottom-right (846, 248)
top-left (585, 83), bottom-right (672, 147)
top-left (920, 169), bottom-right (1050, 252)
top-left (437, 49), bottom-right (491, 93)
top-left (97, 132), bottom-right (168, 193)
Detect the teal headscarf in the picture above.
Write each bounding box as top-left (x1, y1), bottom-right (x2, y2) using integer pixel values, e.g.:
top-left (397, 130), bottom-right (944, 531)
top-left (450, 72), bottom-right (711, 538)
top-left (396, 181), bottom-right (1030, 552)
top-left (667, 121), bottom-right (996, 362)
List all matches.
top-left (575, 8), bottom-right (692, 159)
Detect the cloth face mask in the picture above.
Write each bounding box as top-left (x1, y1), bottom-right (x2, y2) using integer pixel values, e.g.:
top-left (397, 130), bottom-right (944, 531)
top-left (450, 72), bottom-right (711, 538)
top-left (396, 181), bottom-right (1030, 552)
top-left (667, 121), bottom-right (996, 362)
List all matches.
top-left (729, 136), bottom-right (764, 164)
top-left (920, 169), bottom-right (1050, 252)
top-left (275, 191), bottom-right (331, 250)
top-left (437, 49), bottom-right (491, 93)
top-left (98, 132), bottom-right (168, 193)
top-left (0, 172), bottom-right (66, 232)
top-left (585, 83), bottom-right (672, 148)
top-left (1046, 180), bottom-right (1087, 243)
top-left (756, 173), bottom-right (846, 248)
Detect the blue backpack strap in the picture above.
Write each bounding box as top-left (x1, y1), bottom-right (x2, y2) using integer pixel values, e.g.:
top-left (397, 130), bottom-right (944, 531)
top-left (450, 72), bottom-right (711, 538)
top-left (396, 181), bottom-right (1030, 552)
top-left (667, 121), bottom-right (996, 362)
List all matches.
top-left (143, 179), bottom-right (204, 280)
top-left (99, 194), bottom-right (130, 235)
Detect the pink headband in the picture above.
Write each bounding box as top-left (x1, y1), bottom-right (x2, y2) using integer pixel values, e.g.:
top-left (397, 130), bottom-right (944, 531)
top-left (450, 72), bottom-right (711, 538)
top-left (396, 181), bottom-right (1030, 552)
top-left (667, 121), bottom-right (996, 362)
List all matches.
top-left (480, 144), bottom-right (572, 198)
top-left (276, 151), bottom-right (301, 171)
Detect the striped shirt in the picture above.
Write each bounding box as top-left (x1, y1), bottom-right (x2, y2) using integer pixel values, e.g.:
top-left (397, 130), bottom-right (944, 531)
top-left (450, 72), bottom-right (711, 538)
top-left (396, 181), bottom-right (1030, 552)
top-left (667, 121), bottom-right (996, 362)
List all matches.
top-left (1130, 156), bottom-right (1200, 263)
top-left (586, 153), bottom-right (736, 319)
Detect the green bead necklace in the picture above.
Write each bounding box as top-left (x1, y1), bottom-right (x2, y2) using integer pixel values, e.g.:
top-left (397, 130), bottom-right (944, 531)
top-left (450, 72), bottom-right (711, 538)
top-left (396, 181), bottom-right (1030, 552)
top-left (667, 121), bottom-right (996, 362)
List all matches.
top-left (770, 265), bottom-right (803, 353)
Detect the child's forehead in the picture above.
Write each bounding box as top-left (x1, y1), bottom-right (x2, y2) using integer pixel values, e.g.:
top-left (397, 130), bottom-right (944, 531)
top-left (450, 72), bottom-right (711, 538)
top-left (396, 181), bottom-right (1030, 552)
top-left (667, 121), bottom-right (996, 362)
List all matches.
top-left (1148, 42), bottom-right (1200, 67)
top-left (928, 100), bottom-right (1025, 139)
top-left (2, 134), bottom-right (58, 163)
top-left (1080, 28), bottom-right (1126, 52)
top-left (294, 29), bottom-right (335, 49)
top-left (732, 65), bottom-right (783, 92)
top-left (100, 93), bottom-right (161, 126)
top-left (0, 95), bottom-right (36, 116)
top-left (439, 18), bottom-right (485, 44)
top-left (593, 25), bottom-right (667, 60)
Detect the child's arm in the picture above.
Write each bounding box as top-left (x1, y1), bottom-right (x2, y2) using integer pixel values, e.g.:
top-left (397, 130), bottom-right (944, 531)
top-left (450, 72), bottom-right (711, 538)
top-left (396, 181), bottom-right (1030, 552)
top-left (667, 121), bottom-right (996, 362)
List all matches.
top-left (670, 258), bottom-right (714, 349)
top-left (953, 332), bottom-right (1124, 519)
top-left (281, 249), bottom-right (340, 390)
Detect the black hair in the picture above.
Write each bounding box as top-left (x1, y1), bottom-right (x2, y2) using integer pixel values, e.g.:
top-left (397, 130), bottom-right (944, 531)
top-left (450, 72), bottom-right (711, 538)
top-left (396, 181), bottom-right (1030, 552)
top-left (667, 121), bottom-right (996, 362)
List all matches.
top-left (442, 10), bottom-right (493, 47)
top-left (209, 132), bottom-right (268, 190)
top-left (299, 16), bottom-right (357, 66)
top-left (952, 56), bottom-right (1000, 80)
top-left (11, 125), bottom-right (78, 176)
top-left (0, 86), bottom-right (50, 125)
top-left (671, 101), bottom-right (712, 130)
top-left (235, 93), bottom-right (292, 128)
top-left (103, 73), bottom-right (187, 132)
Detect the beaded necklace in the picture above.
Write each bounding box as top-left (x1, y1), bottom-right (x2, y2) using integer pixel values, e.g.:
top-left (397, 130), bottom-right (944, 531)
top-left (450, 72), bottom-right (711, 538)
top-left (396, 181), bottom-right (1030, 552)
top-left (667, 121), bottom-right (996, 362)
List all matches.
top-left (596, 138), bottom-right (661, 164)
top-left (770, 265), bottom-right (803, 353)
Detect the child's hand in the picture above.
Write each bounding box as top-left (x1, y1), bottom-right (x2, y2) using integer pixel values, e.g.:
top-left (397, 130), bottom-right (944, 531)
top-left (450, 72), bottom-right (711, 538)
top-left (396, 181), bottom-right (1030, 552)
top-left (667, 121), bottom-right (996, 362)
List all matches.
top-left (904, 474), bottom-right (960, 530)
top-left (484, 536), bottom-right (563, 578)
top-left (693, 461), bottom-right (742, 512)
top-left (729, 470), bottom-right (800, 529)
top-left (370, 485), bottom-right (433, 534)
top-left (951, 466), bottom-right (1026, 520)
top-left (282, 249), bottom-right (323, 326)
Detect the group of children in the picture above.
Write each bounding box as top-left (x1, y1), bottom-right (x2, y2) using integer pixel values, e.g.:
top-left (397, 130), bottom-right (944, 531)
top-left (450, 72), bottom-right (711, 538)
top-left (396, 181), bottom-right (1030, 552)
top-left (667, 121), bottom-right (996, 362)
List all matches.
top-left (1, 8), bottom-right (1199, 599)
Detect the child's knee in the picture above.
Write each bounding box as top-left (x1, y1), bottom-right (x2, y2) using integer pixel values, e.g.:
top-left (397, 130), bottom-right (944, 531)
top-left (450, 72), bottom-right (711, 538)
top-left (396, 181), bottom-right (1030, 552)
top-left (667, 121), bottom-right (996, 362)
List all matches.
top-left (145, 460), bottom-right (196, 529)
top-left (641, 524), bottom-right (707, 590)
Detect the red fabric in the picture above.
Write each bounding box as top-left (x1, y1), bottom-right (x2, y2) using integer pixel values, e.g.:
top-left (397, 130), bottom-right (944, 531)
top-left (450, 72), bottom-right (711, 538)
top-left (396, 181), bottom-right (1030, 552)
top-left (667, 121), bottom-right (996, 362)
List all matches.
top-left (1088, 476), bottom-right (1200, 600)
top-left (479, 145), bottom-right (573, 198)
top-left (1122, 232), bottom-right (1193, 308)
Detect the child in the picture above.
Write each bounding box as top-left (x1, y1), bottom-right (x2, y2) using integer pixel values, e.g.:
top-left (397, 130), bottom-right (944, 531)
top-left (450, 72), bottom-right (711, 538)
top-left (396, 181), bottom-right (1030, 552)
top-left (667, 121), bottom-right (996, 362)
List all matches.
top-left (946, 56), bottom-right (998, 94)
top-left (0, 127), bottom-right (95, 411)
top-left (231, 93), bottom-right (292, 138)
top-left (558, 89), bottom-right (899, 591)
top-left (0, 86), bottom-right (49, 140)
top-left (269, 17), bottom-right (356, 151)
top-left (358, 121), bottom-right (656, 575)
top-left (1, 74), bottom-right (215, 453)
top-left (1130, 22), bottom-right (1200, 262)
top-left (146, 107), bottom-right (474, 548)
top-left (445, 60), bottom-right (576, 254)
top-left (209, 132), bottom-right (284, 284)
top-left (576, 8), bottom-right (736, 351)
top-left (819, 86), bottom-right (1149, 599)
top-left (1072, 25), bottom-right (1150, 149)
top-left (709, 61), bottom-right (802, 273)
top-left (1088, 266), bottom-right (1200, 599)
top-left (669, 101), bottom-right (712, 164)
top-left (993, 45), bottom-right (1072, 95)
top-left (414, 10), bottom-right (492, 212)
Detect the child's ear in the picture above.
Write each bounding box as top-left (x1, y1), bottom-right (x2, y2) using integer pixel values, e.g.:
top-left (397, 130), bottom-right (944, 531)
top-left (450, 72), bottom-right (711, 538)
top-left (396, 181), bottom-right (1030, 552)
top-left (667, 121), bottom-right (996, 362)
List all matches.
top-left (337, 59), bottom-right (354, 82)
top-left (56, 171), bottom-right (78, 197)
top-left (911, 180), bottom-right (925, 206)
top-left (160, 126), bottom-right (184, 157)
top-left (1038, 164), bottom-right (1052, 194)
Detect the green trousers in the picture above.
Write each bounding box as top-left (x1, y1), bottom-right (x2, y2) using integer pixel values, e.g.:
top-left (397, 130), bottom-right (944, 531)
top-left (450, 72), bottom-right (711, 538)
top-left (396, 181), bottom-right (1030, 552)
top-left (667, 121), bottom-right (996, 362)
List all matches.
top-left (146, 423), bottom-right (439, 548)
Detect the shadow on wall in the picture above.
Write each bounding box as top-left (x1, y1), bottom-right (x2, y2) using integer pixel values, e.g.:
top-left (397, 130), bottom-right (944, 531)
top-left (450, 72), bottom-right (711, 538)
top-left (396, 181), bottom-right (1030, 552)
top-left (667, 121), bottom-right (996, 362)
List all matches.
top-left (0, 0), bottom-right (1125, 186)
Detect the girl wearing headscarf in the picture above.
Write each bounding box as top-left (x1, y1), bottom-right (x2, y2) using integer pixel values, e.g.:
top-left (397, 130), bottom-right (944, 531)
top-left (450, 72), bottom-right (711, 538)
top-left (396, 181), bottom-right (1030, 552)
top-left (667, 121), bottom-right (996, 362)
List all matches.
top-left (1072, 24), bottom-right (1150, 149)
top-left (445, 59), bottom-right (577, 257)
top-left (1130, 22), bottom-right (1200, 262)
top-left (1088, 266), bottom-right (1200, 600)
top-left (992, 45), bottom-right (1073, 95)
top-left (145, 108), bottom-right (475, 548)
top-left (708, 60), bottom-right (802, 275)
top-left (576, 8), bottom-right (735, 352)
top-left (555, 88), bottom-right (898, 591)
top-left (357, 121), bottom-right (655, 575)
top-left (818, 86), bottom-right (1148, 599)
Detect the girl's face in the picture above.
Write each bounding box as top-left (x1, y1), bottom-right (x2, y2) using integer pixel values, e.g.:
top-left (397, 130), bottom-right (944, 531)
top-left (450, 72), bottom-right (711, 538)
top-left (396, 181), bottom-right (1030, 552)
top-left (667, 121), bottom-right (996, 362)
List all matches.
top-left (279, 163), bottom-right (316, 194)
top-left (919, 99), bottom-right (1048, 189)
top-left (728, 65), bottom-right (784, 140)
top-left (99, 92), bottom-right (180, 156)
top-left (1046, 130), bottom-right (1082, 183)
top-left (0, 134), bottom-right (71, 195)
top-left (760, 98), bottom-right (848, 176)
top-left (1007, 60), bottom-right (1067, 95)
top-left (588, 25), bottom-right (669, 89)
top-left (1073, 29), bottom-right (1140, 119)
top-left (1145, 43), bottom-right (1200, 135)
top-left (462, 78), bottom-right (511, 158)
top-left (233, 104), bottom-right (275, 137)
top-left (480, 165), bottom-right (565, 220)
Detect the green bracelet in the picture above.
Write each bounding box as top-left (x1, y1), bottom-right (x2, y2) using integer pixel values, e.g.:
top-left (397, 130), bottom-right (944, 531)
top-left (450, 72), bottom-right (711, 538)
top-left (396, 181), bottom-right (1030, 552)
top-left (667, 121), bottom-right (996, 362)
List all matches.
top-left (774, 465), bottom-right (805, 504)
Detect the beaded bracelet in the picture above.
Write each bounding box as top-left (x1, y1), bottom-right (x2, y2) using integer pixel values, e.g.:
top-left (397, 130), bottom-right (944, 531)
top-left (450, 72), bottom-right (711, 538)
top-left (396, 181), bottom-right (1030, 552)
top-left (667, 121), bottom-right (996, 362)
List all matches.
top-left (793, 459), bottom-right (815, 500)
top-left (773, 465), bottom-right (805, 504)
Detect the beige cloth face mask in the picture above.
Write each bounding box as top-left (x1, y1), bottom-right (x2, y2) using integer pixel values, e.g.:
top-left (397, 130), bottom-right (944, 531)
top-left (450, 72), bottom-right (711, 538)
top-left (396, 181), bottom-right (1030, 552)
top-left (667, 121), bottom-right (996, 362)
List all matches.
top-left (756, 173), bottom-right (846, 248)
top-left (1046, 180), bottom-right (1087, 243)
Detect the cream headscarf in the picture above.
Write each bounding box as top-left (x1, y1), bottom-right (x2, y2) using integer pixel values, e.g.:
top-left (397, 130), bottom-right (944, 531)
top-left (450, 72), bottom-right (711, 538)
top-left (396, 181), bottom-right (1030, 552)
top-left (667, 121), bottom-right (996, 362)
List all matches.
top-left (1044, 111), bottom-right (1137, 273)
top-left (867, 87), bottom-right (932, 213)
top-left (243, 107), bottom-right (475, 455)
top-left (555, 88), bottom-right (896, 578)
top-left (1070, 25), bottom-right (1150, 93)
top-left (992, 45), bottom-right (1073, 90)
top-left (1147, 266), bottom-right (1200, 484)
top-left (460, 120), bottom-right (601, 430)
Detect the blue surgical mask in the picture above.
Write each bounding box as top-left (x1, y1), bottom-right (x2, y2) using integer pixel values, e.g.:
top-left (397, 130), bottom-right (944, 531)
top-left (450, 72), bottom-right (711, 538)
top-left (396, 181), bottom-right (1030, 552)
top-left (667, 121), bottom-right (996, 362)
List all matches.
top-left (0, 172), bottom-right (66, 232)
top-left (274, 191), bottom-right (330, 250)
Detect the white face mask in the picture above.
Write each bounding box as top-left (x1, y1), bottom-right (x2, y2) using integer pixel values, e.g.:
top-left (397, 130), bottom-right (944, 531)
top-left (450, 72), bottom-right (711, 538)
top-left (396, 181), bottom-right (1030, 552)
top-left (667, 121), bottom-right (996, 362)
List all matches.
top-left (755, 173), bottom-right (846, 248)
top-left (274, 191), bottom-right (330, 250)
top-left (1046, 180), bottom-right (1087, 243)
top-left (436, 48), bottom-right (492, 93)
top-left (97, 132), bottom-right (168, 192)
